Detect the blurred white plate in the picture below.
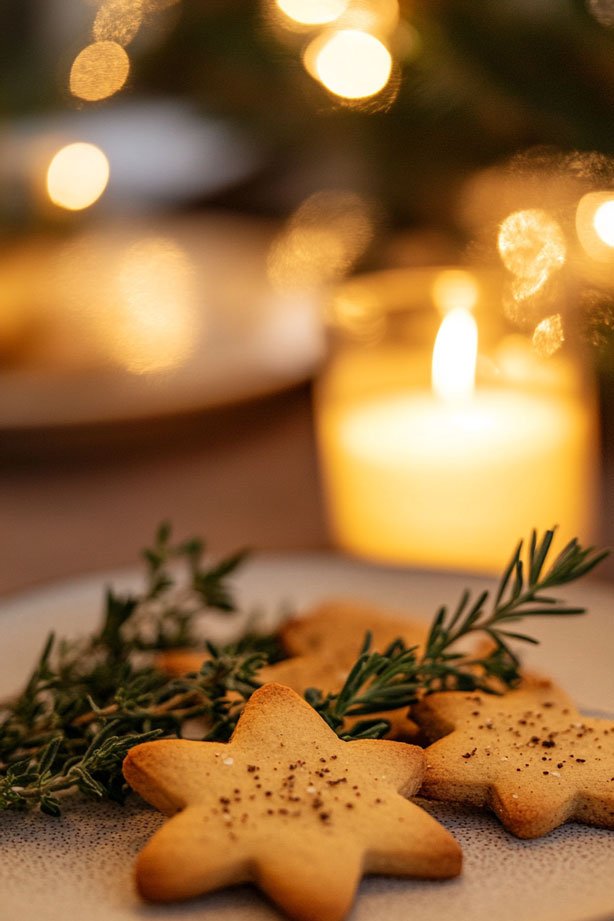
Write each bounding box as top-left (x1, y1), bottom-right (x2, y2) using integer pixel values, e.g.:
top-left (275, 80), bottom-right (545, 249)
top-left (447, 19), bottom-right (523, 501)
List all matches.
top-left (0, 98), bottom-right (263, 211)
top-left (0, 213), bottom-right (325, 428)
top-left (1, 555), bottom-right (613, 921)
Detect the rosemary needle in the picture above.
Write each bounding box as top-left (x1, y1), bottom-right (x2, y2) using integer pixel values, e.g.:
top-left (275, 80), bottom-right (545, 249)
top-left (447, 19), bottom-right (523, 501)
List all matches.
top-left (0, 525), bottom-right (607, 814)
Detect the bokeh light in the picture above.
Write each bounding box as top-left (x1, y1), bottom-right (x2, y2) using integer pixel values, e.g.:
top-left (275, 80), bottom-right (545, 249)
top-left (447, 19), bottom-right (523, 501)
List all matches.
top-left (495, 334), bottom-right (577, 392)
top-left (340, 0), bottom-right (400, 38)
top-left (593, 199), bottom-right (614, 247)
top-left (107, 238), bottom-right (197, 374)
top-left (46, 143), bottom-right (110, 211)
top-left (576, 191), bottom-right (614, 262)
top-left (69, 41), bottom-right (130, 102)
top-left (93, 0), bottom-right (143, 46)
top-left (510, 272), bottom-right (552, 303)
top-left (143, 0), bottom-right (181, 8)
top-left (308, 29), bottom-right (392, 99)
top-left (275, 0), bottom-right (347, 26)
top-left (498, 209), bottom-right (566, 293)
top-left (267, 190), bottom-right (374, 291)
top-left (431, 269), bottom-right (479, 315)
top-left (327, 282), bottom-right (386, 343)
top-left (53, 233), bottom-right (198, 374)
top-left (532, 314), bottom-right (565, 358)
top-left (587, 0), bottom-right (614, 27)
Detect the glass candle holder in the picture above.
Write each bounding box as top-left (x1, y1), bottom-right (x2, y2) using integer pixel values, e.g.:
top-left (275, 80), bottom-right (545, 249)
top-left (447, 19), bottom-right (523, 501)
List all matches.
top-left (315, 267), bottom-right (600, 573)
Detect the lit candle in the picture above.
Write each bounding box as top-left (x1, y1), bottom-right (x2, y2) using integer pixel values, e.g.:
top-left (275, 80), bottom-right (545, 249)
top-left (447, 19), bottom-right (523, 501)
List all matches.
top-left (317, 306), bottom-right (597, 572)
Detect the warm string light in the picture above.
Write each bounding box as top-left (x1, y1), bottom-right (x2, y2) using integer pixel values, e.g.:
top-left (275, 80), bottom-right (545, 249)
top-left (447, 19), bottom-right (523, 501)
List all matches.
top-left (498, 209), bottom-right (567, 287)
top-left (586, 0), bottom-right (614, 27)
top-left (54, 233), bottom-right (198, 374)
top-left (496, 189), bottom-right (613, 346)
top-left (93, 0), bottom-right (144, 45)
top-left (497, 208), bottom-right (567, 331)
top-left (593, 199), bottom-right (614, 247)
top-left (267, 189), bottom-right (374, 291)
top-left (307, 29), bottom-right (392, 99)
top-left (481, 151), bottom-right (614, 357)
top-left (69, 0), bottom-right (182, 103)
top-left (272, 0), bottom-right (406, 103)
top-left (576, 191), bottom-right (614, 265)
top-left (46, 143), bottom-right (110, 211)
top-left (532, 314), bottom-right (565, 358)
top-left (70, 41), bottom-right (130, 102)
top-left (59, 1), bottom-right (185, 212)
top-left (275, 0), bottom-right (347, 26)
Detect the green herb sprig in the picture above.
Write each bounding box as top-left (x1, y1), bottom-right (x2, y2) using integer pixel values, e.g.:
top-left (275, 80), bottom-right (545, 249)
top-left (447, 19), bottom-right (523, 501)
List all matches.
top-left (0, 526), bottom-right (256, 815)
top-left (418, 529), bottom-right (608, 692)
top-left (0, 635), bottom-right (265, 815)
top-left (292, 530), bottom-right (608, 737)
top-left (306, 635), bottom-right (422, 740)
top-left (0, 525), bottom-right (607, 814)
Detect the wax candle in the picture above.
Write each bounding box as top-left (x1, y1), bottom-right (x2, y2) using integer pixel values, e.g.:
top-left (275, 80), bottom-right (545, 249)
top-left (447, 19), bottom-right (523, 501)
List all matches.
top-left (317, 305), bottom-right (597, 572)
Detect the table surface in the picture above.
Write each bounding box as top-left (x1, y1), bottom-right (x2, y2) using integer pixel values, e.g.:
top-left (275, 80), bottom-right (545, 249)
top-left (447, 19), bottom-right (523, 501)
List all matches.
top-left (0, 385), bottom-right (328, 597)
top-left (1, 383), bottom-right (613, 597)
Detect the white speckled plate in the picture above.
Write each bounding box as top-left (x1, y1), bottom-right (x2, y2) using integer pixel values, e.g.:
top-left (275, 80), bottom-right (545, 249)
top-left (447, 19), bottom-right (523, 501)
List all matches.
top-left (1, 555), bottom-right (613, 921)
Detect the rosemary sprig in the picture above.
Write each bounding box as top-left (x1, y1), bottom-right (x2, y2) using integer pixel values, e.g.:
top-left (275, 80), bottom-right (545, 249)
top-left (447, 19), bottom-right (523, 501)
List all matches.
top-left (304, 529), bottom-right (608, 732)
top-left (0, 525), bottom-right (607, 814)
top-left (418, 529), bottom-right (609, 692)
top-left (305, 635), bottom-right (422, 740)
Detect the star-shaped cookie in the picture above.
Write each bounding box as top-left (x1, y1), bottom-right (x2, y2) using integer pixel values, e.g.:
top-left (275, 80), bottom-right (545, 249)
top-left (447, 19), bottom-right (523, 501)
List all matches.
top-left (414, 683), bottom-right (614, 838)
top-left (158, 599), bottom-right (426, 677)
top-left (157, 600), bottom-right (426, 740)
top-left (279, 599), bottom-right (427, 661)
top-left (123, 683), bottom-right (461, 921)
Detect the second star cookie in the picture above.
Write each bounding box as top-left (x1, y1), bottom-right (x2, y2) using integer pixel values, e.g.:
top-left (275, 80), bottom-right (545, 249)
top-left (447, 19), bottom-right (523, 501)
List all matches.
top-left (414, 682), bottom-right (614, 838)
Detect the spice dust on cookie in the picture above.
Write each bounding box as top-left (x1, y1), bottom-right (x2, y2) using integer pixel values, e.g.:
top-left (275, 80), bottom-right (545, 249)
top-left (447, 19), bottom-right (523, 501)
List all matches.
top-left (123, 683), bottom-right (461, 921)
top-left (414, 683), bottom-right (614, 839)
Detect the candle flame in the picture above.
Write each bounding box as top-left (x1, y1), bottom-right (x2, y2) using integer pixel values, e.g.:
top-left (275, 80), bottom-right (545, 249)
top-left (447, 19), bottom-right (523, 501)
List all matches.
top-left (432, 307), bottom-right (477, 402)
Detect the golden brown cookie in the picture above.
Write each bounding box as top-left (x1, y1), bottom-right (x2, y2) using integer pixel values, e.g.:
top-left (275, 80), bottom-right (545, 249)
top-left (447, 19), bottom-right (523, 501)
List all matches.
top-left (156, 599), bottom-right (426, 740)
top-left (413, 682), bottom-right (614, 839)
top-left (280, 598), bottom-right (426, 662)
top-left (123, 683), bottom-right (461, 921)
top-left (258, 657), bottom-right (419, 740)
top-left (156, 648), bottom-right (207, 677)
top-left (158, 599), bottom-right (426, 677)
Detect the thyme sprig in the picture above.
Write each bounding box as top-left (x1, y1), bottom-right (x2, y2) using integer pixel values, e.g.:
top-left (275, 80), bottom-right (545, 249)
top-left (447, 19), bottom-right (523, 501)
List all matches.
top-left (0, 527), bottom-right (256, 815)
top-left (113, 521), bottom-right (248, 653)
top-left (0, 636), bottom-right (265, 815)
top-left (0, 525), bottom-right (607, 815)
